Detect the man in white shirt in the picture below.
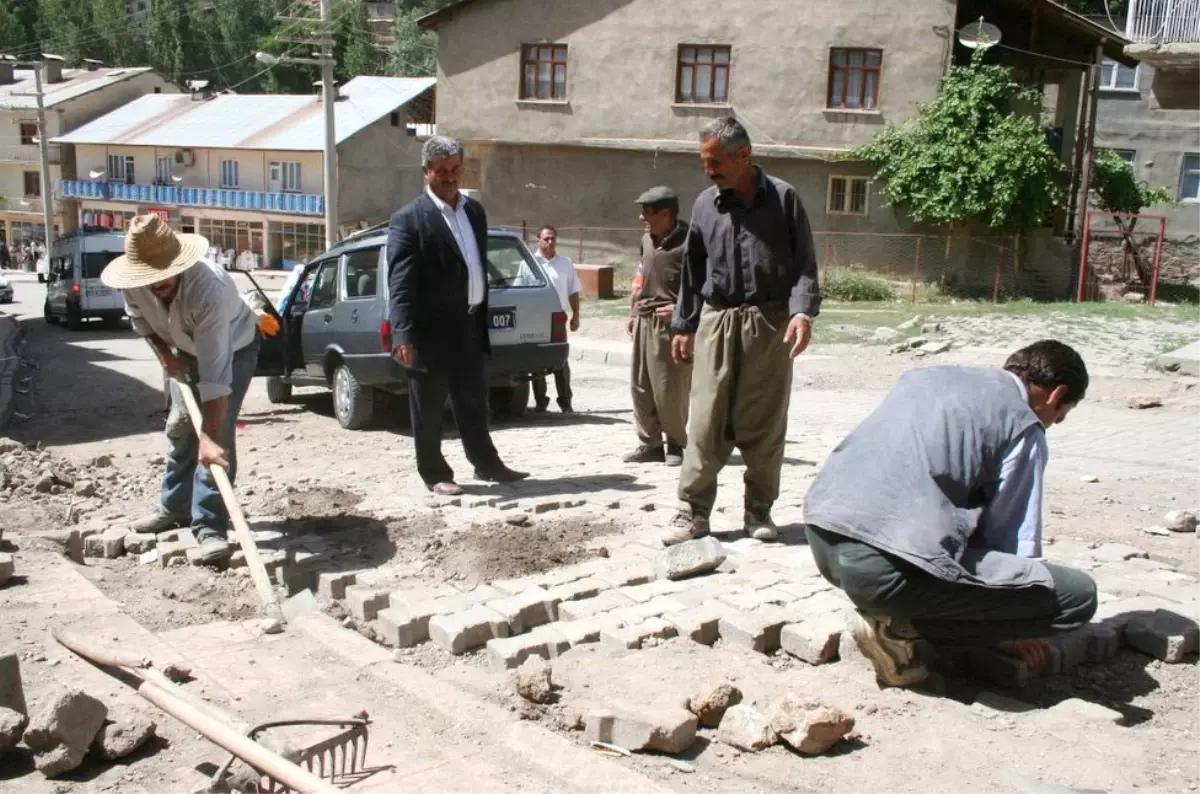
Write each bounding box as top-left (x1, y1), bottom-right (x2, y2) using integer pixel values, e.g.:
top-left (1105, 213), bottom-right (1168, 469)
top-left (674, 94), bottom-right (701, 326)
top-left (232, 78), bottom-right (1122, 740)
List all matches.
top-left (532, 225), bottom-right (581, 413)
top-left (102, 214), bottom-right (260, 566)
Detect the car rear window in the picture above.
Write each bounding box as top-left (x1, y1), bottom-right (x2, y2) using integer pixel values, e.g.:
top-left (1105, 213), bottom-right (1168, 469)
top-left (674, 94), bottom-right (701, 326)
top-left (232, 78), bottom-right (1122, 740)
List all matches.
top-left (82, 252), bottom-right (121, 280)
top-left (486, 236), bottom-right (546, 289)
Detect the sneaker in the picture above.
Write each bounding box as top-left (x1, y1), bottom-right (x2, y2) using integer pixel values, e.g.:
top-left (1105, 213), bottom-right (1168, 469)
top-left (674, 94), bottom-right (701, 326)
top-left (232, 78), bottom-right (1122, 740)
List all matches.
top-left (130, 511), bottom-right (188, 535)
top-left (189, 535), bottom-right (233, 567)
top-left (850, 611), bottom-right (928, 688)
top-left (665, 444), bottom-right (685, 467)
top-left (744, 505), bottom-right (779, 541)
top-left (623, 444), bottom-right (665, 464)
top-left (661, 509), bottom-right (711, 547)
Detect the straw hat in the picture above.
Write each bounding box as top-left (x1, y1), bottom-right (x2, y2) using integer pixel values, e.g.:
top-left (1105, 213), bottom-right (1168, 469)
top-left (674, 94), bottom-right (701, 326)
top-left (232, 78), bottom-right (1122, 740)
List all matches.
top-left (100, 214), bottom-right (209, 290)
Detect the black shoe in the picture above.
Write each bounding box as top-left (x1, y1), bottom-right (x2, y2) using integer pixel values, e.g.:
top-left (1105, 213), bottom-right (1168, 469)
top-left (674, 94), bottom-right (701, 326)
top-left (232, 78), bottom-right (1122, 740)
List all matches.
top-left (665, 443), bottom-right (685, 467)
top-left (623, 444), bottom-right (665, 464)
top-left (558, 403), bottom-right (575, 414)
top-left (474, 466), bottom-right (529, 483)
top-left (533, 401), bottom-right (550, 413)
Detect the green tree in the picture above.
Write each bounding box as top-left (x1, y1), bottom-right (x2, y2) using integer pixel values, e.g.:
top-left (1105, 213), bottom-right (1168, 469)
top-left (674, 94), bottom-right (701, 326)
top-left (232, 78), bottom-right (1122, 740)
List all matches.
top-left (35, 0), bottom-right (96, 63)
top-left (389, 0), bottom-right (452, 77)
top-left (1089, 149), bottom-right (1174, 291)
top-left (0, 4), bottom-right (27, 55)
top-left (93, 0), bottom-right (143, 66)
top-left (850, 50), bottom-right (1064, 233)
top-left (191, 0), bottom-right (279, 90)
top-left (336, 0), bottom-right (382, 80)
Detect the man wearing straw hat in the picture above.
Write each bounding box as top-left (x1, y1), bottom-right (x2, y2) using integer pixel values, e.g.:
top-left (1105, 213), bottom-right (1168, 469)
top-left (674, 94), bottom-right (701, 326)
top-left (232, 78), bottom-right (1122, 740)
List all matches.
top-left (103, 214), bottom-right (261, 566)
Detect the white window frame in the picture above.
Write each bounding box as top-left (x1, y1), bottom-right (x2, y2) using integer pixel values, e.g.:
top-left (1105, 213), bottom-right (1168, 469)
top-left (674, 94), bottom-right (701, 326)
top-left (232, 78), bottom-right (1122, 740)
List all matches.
top-left (826, 175), bottom-right (870, 216)
top-left (1180, 153), bottom-right (1200, 203)
top-left (219, 159), bottom-right (240, 189)
top-left (155, 155), bottom-right (172, 184)
top-left (106, 154), bottom-right (135, 184)
top-left (269, 160), bottom-right (302, 193)
top-left (1099, 58), bottom-right (1139, 92)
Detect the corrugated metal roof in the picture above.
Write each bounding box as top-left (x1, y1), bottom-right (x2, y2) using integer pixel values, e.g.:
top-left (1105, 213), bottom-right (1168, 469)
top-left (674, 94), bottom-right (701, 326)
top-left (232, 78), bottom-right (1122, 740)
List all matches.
top-left (52, 76), bottom-right (436, 151)
top-left (0, 67), bottom-right (159, 110)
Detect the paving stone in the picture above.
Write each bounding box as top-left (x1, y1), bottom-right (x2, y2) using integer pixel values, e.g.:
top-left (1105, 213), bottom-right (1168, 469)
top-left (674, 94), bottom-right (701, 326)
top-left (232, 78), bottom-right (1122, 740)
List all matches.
top-left (1086, 622), bottom-right (1122, 662)
top-left (967, 649), bottom-right (1029, 689)
top-left (774, 579), bottom-right (834, 602)
top-left (720, 588), bottom-right (793, 611)
top-left (0, 553), bottom-right (11, 587)
top-left (428, 605), bottom-right (511, 654)
top-left (489, 576), bottom-right (543, 595)
top-left (316, 571), bottom-right (357, 600)
top-left (24, 688), bottom-right (108, 778)
top-left (546, 619), bottom-right (602, 647)
top-left (99, 528), bottom-right (127, 558)
top-left (123, 532), bottom-right (156, 555)
top-left (34, 529), bottom-right (83, 564)
top-left (539, 560), bottom-right (607, 588)
top-left (663, 603), bottom-right (733, 646)
top-left (157, 530), bottom-right (198, 568)
top-left (620, 579), bottom-right (687, 603)
top-left (655, 536), bottom-right (727, 581)
top-left (719, 607), bottom-right (793, 654)
top-left (609, 595), bottom-right (688, 626)
top-left (83, 534), bottom-right (106, 559)
top-left (1124, 609), bottom-right (1200, 662)
top-left (487, 587), bottom-right (560, 633)
top-left (715, 704), bottom-right (777, 751)
top-left (584, 703), bottom-right (698, 754)
top-left (558, 589), bottom-right (636, 621)
top-left (376, 603), bottom-right (442, 648)
top-left (0, 652), bottom-right (26, 715)
top-left (0, 706), bottom-right (27, 757)
top-left (600, 617), bottom-right (678, 649)
top-left (780, 615), bottom-right (844, 665)
top-left (485, 625), bottom-right (571, 671)
top-left (594, 564), bottom-right (656, 588)
top-left (739, 568), bottom-right (789, 590)
top-left (344, 586), bottom-right (390, 622)
top-left (548, 577), bottom-right (611, 603)
top-left (1049, 629), bottom-right (1092, 671)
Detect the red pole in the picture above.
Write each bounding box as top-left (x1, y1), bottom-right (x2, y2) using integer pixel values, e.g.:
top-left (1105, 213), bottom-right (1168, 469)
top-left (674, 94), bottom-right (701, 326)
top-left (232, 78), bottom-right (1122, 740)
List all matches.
top-left (1076, 211), bottom-right (1092, 303)
top-left (1150, 217), bottom-right (1165, 305)
top-left (992, 245), bottom-right (1002, 303)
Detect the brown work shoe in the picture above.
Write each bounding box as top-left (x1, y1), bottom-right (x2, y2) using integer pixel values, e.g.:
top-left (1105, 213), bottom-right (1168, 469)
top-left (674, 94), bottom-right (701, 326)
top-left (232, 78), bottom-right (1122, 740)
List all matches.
top-left (850, 611), bottom-right (928, 688)
top-left (130, 510), bottom-right (188, 535)
top-left (623, 444), bottom-right (665, 464)
top-left (661, 509), bottom-right (711, 547)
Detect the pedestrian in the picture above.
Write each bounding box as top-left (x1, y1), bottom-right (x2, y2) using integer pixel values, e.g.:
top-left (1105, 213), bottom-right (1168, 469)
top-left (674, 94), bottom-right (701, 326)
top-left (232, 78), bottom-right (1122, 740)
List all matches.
top-left (388, 135), bottom-right (528, 496)
top-left (531, 225), bottom-right (580, 413)
top-left (623, 186), bottom-right (692, 467)
top-left (663, 117), bottom-right (821, 546)
top-left (104, 214), bottom-right (261, 566)
top-left (802, 340), bottom-right (1097, 688)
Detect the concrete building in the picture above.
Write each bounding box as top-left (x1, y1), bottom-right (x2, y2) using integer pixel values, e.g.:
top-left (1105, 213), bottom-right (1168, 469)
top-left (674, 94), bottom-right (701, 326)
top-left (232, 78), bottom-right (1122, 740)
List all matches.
top-left (52, 76), bottom-right (436, 269)
top-left (420, 0), bottom-right (1128, 294)
top-left (0, 58), bottom-right (176, 259)
top-left (125, 0), bottom-right (152, 28)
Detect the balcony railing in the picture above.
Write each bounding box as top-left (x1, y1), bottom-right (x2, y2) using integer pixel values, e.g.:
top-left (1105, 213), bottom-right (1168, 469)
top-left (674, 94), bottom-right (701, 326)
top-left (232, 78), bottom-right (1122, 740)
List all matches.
top-left (1128, 0), bottom-right (1200, 43)
top-left (0, 196), bottom-right (49, 214)
top-left (0, 143), bottom-right (61, 165)
top-left (56, 180), bottom-right (325, 216)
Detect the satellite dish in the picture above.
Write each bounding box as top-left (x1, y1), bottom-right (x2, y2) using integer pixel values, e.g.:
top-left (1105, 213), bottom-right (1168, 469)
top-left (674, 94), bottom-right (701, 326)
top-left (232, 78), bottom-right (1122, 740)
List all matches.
top-left (88, 168), bottom-right (105, 179)
top-left (958, 18), bottom-right (1002, 50)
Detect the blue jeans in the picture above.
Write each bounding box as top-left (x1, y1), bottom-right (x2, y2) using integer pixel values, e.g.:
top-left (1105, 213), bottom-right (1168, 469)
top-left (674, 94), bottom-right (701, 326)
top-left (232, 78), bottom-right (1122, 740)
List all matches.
top-left (160, 338), bottom-right (259, 541)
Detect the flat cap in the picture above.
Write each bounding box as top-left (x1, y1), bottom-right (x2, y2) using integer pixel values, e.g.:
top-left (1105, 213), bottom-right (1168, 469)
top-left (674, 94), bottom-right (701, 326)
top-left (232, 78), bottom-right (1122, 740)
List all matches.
top-left (634, 185), bottom-right (677, 205)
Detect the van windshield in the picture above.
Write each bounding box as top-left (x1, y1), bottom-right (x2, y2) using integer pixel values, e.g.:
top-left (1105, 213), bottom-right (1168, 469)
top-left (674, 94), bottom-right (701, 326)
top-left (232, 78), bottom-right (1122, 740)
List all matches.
top-left (82, 252), bottom-right (121, 280)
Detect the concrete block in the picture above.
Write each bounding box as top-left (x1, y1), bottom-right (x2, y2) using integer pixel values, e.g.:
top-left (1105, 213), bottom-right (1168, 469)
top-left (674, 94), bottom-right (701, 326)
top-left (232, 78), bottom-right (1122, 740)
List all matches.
top-left (487, 586), bottom-right (560, 633)
top-left (1086, 622), bottom-right (1122, 662)
top-left (35, 529), bottom-right (83, 564)
top-left (620, 578), bottom-right (686, 603)
top-left (741, 569), bottom-right (788, 590)
top-left (719, 607), bottom-right (792, 654)
top-left (100, 528), bottom-right (126, 559)
top-left (83, 534), bottom-right (105, 559)
top-left (548, 619), bottom-right (602, 647)
top-left (601, 617), bottom-right (678, 650)
top-left (780, 616), bottom-right (843, 665)
top-left (484, 625), bottom-right (570, 671)
top-left (967, 649), bottom-right (1030, 689)
top-left (490, 576), bottom-right (544, 595)
top-left (316, 571), bottom-right (357, 600)
top-left (548, 577), bottom-right (611, 603)
top-left (1124, 610), bottom-right (1200, 662)
top-left (716, 704), bottom-right (777, 751)
top-left (376, 604), bottom-right (441, 648)
top-left (123, 532), bottom-right (156, 555)
top-left (1050, 628), bottom-right (1092, 671)
top-left (584, 703), bottom-right (698, 754)
top-left (24, 688), bottom-right (108, 778)
top-left (344, 586), bottom-right (389, 622)
top-left (595, 564), bottom-right (656, 588)
top-left (558, 589), bottom-right (636, 621)
top-left (720, 588), bottom-right (791, 612)
top-left (0, 652), bottom-right (26, 715)
top-left (663, 604), bottom-right (732, 646)
top-left (774, 579), bottom-right (834, 602)
top-left (0, 553), bottom-right (11, 587)
top-left (769, 694), bottom-right (855, 756)
top-left (654, 536), bottom-right (726, 581)
top-left (609, 595), bottom-right (688, 626)
top-left (157, 529), bottom-right (198, 568)
top-left (428, 605), bottom-right (511, 654)
top-left (688, 681), bottom-right (743, 728)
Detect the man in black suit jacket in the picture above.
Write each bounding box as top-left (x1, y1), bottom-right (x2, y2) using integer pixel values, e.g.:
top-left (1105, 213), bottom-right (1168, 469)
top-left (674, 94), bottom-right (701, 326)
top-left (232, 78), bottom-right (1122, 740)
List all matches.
top-left (388, 135), bottom-right (528, 495)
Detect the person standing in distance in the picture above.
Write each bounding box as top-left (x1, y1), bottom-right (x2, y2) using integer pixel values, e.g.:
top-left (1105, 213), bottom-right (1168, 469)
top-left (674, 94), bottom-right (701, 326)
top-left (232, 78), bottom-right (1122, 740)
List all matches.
top-left (624, 186), bottom-right (692, 468)
top-left (387, 135), bottom-right (528, 496)
top-left (665, 116), bottom-right (821, 545)
top-left (531, 225), bottom-right (580, 413)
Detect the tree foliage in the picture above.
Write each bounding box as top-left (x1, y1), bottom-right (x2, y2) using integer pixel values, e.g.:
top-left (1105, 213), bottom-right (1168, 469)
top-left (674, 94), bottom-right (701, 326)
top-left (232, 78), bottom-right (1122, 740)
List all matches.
top-left (336, 0), bottom-right (382, 82)
top-left (1089, 149), bottom-right (1175, 289)
top-left (851, 50), bottom-right (1064, 233)
top-left (0, 2), bottom-right (32, 55)
top-left (35, 0), bottom-right (96, 63)
top-left (93, 0), bottom-right (143, 66)
top-left (390, 0), bottom-right (453, 77)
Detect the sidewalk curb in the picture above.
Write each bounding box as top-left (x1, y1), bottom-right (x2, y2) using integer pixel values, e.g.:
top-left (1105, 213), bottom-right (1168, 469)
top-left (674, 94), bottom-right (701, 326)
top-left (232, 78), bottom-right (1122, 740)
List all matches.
top-left (571, 342), bottom-right (632, 369)
top-left (0, 315), bottom-right (25, 432)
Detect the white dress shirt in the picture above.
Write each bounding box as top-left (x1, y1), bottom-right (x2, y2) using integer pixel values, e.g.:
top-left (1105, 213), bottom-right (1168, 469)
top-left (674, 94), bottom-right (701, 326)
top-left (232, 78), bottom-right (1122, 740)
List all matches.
top-left (535, 252), bottom-right (582, 314)
top-left (426, 186), bottom-right (485, 307)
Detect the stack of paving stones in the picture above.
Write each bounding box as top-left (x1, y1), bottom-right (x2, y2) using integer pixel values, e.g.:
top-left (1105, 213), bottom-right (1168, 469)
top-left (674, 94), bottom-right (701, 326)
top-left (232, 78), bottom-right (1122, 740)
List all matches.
top-left (323, 531), bottom-right (1199, 686)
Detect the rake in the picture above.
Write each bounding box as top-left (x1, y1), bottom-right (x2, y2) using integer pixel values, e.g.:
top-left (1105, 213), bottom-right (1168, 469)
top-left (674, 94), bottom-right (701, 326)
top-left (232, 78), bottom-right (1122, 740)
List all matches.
top-left (210, 716), bottom-right (372, 793)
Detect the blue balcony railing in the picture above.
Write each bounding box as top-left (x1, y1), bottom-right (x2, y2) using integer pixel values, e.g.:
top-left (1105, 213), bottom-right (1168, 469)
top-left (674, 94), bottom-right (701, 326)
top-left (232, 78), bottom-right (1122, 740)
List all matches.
top-left (57, 180), bottom-right (325, 216)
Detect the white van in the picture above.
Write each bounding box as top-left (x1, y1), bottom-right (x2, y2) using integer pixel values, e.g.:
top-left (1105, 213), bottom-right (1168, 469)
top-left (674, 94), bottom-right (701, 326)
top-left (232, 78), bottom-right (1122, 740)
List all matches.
top-left (41, 230), bottom-right (127, 330)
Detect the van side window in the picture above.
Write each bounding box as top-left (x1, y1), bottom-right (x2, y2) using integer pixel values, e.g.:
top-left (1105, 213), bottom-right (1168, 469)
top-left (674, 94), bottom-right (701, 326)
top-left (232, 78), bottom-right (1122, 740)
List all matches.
top-left (342, 247), bottom-right (381, 299)
top-left (308, 261), bottom-right (339, 311)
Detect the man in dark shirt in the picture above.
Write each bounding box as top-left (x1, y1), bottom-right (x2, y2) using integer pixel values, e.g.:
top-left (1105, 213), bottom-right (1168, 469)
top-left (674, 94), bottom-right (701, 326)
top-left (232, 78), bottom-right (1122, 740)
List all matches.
top-left (624, 186), bottom-right (693, 467)
top-left (664, 117), bottom-right (821, 546)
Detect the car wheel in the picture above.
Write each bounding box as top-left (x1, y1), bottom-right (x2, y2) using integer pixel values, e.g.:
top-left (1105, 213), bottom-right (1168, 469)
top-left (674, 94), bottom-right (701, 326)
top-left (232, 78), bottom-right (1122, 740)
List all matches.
top-left (265, 376), bottom-right (293, 404)
top-left (489, 381), bottom-right (530, 419)
top-left (332, 364), bottom-right (374, 430)
top-left (66, 303), bottom-right (83, 331)
top-left (43, 301), bottom-right (58, 325)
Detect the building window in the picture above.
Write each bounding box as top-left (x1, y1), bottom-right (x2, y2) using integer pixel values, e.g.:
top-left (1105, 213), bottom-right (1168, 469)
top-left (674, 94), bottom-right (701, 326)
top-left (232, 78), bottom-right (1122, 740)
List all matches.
top-left (269, 160), bottom-right (302, 193)
top-left (19, 123), bottom-right (37, 145)
top-left (155, 155), bottom-right (172, 184)
top-left (1100, 58), bottom-right (1138, 92)
top-left (827, 175), bottom-right (869, 215)
top-left (676, 45), bottom-right (730, 104)
top-left (828, 48), bottom-right (883, 110)
top-left (520, 43), bottom-right (568, 100)
top-left (198, 218), bottom-right (263, 259)
top-left (220, 159), bottom-right (239, 188)
top-left (107, 154), bottom-right (135, 184)
top-left (268, 221), bottom-right (325, 267)
top-left (1180, 153), bottom-right (1200, 202)
top-left (23, 171), bottom-right (40, 197)
top-left (390, 111), bottom-right (400, 127)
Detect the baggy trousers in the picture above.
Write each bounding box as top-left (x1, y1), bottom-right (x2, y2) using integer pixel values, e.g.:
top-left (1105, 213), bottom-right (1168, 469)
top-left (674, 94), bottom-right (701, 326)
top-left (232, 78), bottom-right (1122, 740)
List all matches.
top-left (532, 360), bottom-right (573, 409)
top-left (805, 525), bottom-right (1098, 646)
top-left (631, 313), bottom-right (692, 447)
top-left (677, 303), bottom-right (792, 517)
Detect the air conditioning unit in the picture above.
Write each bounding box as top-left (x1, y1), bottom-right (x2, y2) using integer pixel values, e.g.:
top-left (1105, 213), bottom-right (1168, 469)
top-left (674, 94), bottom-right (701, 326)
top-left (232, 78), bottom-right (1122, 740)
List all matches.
top-left (174, 149), bottom-right (194, 167)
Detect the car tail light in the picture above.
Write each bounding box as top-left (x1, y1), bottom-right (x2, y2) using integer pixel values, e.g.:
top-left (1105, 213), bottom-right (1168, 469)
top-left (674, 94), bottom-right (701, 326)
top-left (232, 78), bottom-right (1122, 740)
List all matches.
top-left (551, 311), bottom-right (567, 343)
top-left (379, 320), bottom-right (392, 352)
top-left (72, 283), bottom-right (81, 294)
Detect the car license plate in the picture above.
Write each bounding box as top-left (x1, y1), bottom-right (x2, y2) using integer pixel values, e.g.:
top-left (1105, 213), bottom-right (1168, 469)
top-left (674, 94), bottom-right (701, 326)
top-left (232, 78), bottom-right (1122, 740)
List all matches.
top-left (89, 287), bottom-right (111, 297)
top-left (489, 307), bottom-right (515, 331)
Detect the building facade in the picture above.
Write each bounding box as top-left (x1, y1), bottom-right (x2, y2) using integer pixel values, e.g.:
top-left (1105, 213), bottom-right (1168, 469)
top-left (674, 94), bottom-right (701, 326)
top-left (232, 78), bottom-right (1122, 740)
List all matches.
top-left (53, 76), bottom-right (436, 269)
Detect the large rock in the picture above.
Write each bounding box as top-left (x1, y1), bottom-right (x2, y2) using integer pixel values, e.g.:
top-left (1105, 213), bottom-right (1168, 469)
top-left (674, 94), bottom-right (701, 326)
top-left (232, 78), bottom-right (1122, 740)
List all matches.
top-left (584, 703), bottom-right (698, 754)
top-left (768, 694), bottom-right (854, 756)
top-left (24, 688), bottom-right (108, 778)
top-left (716, 705), bottom-right (777, 752)
top-left (654, 537), bottom-right (726, 581)
top-left (1164, 510), bottom-right (1198, 534)
top-left (0, 706), bottom-right (28, 757)
top-left (687, 681), bottom-right (742, 728)
top-left (513, 657), bottom-right (553, 704)
top-left (91, 709), bottom-right (157, 761)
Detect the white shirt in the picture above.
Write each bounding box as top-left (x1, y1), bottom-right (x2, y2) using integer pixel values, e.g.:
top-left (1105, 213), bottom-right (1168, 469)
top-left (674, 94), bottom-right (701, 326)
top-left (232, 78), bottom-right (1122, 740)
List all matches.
top-left (124, 259), bottom-right (259, 402)
top-left (536, 252), bottom-right (581, 314)
top-left (426, 186), bottom-right (485, 307)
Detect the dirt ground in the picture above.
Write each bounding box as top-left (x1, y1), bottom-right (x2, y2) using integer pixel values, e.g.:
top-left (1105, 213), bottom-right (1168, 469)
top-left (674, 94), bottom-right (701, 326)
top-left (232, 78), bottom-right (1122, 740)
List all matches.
top-left (0, 278), bottom-right (1197, 792)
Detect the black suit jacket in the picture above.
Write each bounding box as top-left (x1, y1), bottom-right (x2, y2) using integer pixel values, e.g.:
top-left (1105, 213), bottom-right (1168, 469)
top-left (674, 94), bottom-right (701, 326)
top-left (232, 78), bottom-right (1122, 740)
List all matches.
top-left (387, 192), bottom-right (491, 373)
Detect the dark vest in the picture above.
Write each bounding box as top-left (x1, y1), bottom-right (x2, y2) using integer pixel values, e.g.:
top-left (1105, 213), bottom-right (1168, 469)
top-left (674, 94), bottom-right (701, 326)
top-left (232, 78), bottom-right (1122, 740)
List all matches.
top-left (804, 366), bottom-right (1052, 589)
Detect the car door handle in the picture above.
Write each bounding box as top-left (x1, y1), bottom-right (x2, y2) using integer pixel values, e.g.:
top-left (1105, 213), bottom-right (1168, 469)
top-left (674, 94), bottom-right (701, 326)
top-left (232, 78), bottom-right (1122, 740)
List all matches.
top-left (350, 309), bottom-right (358, 322)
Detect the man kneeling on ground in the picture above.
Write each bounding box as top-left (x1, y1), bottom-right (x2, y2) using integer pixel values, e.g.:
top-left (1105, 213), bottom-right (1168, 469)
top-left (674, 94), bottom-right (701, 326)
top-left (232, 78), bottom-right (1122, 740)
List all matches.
top-left (802, 340), bottom-right (1098, 687)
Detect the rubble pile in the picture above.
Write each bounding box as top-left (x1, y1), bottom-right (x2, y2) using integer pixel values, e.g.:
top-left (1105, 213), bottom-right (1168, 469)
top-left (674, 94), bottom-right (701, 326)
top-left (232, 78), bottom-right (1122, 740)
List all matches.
top-left (0, 438), bottom-right (149, 511)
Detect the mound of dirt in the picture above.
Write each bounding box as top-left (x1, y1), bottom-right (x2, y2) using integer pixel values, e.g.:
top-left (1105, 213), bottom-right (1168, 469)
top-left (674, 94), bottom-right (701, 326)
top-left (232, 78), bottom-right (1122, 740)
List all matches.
top-left (423, 517), bottom-right (618, 583)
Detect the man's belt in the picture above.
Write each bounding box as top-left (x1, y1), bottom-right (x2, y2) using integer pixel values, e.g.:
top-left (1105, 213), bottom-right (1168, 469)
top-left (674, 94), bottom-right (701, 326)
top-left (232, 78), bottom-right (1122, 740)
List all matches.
top-left (704, 298), bottom-right (787, 312)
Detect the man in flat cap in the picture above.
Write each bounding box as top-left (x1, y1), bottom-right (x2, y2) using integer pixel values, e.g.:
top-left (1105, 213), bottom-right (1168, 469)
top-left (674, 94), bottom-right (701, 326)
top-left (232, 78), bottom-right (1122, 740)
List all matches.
top-left (624, 186), bottom-right (693, 467)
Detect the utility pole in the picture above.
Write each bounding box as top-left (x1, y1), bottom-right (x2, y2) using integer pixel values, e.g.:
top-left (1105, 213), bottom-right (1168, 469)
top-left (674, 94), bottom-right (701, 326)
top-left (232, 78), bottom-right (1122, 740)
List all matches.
top-left (13, 59), bottom-right (56, 254)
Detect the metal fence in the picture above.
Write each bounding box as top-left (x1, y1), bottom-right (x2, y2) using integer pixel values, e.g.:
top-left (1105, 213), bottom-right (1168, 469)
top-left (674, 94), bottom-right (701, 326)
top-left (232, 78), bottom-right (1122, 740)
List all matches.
top-left (1127, 0), bottom-right (1200, 42)
top-left (1077, 211), bottom-right (1168, 303)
